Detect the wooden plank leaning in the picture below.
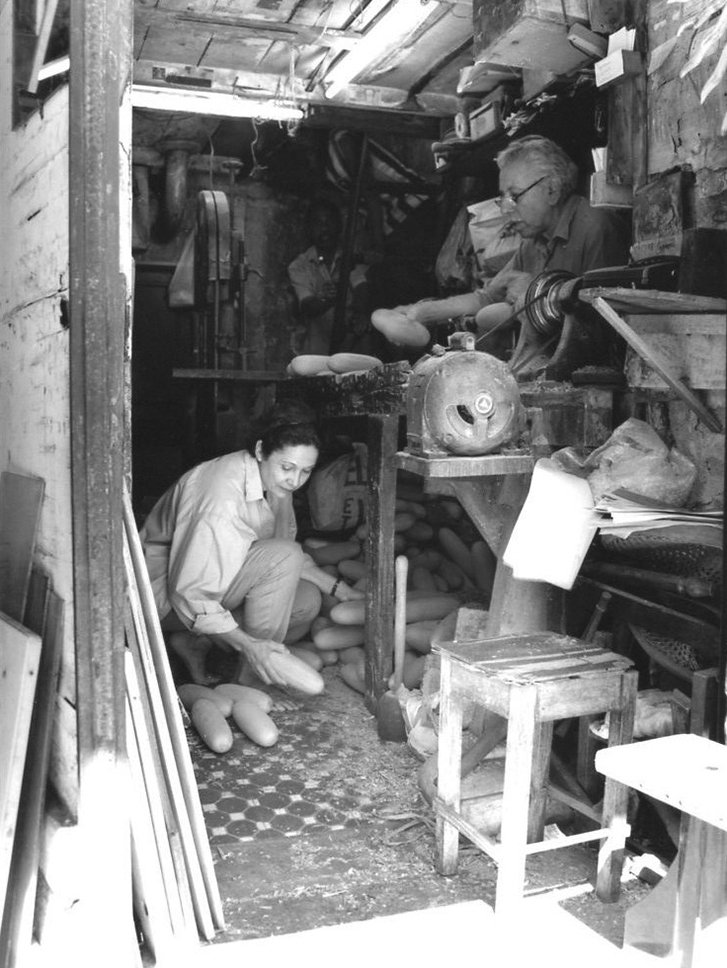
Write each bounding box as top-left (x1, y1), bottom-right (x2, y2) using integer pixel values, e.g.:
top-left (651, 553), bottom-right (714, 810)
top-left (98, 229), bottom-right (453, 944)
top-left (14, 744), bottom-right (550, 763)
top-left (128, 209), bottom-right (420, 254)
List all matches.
top-left (0, 614), bottom-right (42, 923)
top-left (122, 486), bottom-right (225, 932)
top-left (0, 574), bottom-right (63, 968)
top-left (0, 472), bottom-right (45, 623)
top-left (125, 646), bottom-right (197, 949)
top-left (123, 534), bottom-right (217, 942)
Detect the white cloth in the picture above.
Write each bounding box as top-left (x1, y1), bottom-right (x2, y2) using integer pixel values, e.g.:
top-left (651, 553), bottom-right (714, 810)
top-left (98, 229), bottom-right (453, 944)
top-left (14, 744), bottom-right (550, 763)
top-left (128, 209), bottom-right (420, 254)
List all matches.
top-left (140, 451), bottom-right (298, 635)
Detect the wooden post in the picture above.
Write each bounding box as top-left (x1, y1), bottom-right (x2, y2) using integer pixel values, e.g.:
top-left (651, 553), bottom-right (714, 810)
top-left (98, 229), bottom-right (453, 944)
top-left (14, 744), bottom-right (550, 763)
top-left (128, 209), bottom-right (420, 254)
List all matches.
top-left (69, 0), bottom-right (133, 962)
top-left (331, 132), bottom-right (368, 353)
top-left (364, 414), bottom-right (398, 710)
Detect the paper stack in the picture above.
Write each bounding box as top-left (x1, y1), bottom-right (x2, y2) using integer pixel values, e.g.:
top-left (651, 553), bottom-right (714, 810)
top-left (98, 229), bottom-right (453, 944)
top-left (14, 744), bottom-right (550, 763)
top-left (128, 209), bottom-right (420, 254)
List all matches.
top-left (594, 489), bottom-right (723, 539)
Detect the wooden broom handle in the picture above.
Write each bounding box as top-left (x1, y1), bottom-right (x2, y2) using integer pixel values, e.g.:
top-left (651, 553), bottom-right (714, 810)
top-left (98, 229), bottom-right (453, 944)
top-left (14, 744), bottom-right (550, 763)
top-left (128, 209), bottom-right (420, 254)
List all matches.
top-left (393, 555), bottom-right (408, 690)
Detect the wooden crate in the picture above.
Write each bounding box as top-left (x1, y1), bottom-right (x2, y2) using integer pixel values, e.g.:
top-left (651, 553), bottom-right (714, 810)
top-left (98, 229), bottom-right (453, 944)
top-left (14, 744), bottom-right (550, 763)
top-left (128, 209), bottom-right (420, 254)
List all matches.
top-left (622, 314), bottom-right (725, 391)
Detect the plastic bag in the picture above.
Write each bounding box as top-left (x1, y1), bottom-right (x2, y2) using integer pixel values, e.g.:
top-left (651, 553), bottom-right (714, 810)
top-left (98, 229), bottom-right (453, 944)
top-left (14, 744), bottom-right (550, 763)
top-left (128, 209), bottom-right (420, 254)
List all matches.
top-left (434, 207), bottom-right (475, 291)
top-left (307, 443), bottom-right (367, 532)
top-left (467, 198), bottom-right (520, 277)
top-left (584, 418), bottom-right (697, 506)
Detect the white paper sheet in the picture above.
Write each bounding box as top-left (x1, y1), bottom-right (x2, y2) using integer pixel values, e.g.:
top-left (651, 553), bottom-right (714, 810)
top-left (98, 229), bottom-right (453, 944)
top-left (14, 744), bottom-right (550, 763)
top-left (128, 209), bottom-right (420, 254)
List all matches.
top-left (503, 458), bottom-right (599, 590)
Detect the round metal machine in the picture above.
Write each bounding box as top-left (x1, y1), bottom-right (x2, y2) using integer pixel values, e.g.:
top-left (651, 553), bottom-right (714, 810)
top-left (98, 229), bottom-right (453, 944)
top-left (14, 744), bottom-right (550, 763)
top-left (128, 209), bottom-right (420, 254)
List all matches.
top-left (406, 332), bottom-right (523, 457)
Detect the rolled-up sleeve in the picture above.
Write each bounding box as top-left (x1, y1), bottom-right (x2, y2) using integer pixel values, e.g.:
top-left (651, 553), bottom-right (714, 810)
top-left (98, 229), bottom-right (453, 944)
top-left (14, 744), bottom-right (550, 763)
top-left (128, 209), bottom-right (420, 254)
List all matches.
top-left (168, 511), bottom-right (257, 635)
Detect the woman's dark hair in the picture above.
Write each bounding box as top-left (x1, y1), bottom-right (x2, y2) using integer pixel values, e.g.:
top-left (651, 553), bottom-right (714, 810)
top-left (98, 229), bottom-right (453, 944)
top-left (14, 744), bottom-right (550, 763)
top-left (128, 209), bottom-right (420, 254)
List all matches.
top-left (253, 400), bottom-right (321, 458)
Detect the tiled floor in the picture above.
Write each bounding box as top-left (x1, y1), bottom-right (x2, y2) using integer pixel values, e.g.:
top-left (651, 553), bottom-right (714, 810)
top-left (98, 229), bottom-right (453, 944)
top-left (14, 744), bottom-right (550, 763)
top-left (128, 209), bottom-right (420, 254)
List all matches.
top-left (183, 662), bottom-right (654, 947)
top-left (187, 667), bottom-right (421, 850)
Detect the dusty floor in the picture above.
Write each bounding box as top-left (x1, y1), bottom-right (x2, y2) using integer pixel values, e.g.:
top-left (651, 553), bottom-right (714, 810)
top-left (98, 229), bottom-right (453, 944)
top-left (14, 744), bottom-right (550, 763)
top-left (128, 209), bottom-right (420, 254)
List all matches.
top-left (181, 661), bottom-right (661, 951)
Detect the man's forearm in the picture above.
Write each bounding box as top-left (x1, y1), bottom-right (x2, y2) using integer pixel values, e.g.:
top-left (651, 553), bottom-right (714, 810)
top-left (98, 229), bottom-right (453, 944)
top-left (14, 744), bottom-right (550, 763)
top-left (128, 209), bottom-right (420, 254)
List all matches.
top-left (410, 292), bottom-right (482, 325)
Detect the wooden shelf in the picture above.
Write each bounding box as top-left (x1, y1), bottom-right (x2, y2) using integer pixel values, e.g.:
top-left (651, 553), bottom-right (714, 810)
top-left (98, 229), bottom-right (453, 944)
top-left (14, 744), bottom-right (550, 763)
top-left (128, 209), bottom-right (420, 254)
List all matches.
top-left (396, 450), bottom-right (534, 478)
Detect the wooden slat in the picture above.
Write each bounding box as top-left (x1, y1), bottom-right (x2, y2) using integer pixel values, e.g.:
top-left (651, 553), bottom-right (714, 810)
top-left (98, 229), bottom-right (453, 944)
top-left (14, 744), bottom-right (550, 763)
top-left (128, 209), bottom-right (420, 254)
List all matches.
top-left (0, 473), bottom-right (45, 623)
top-left (122, 487), bottom-right (224, 932)
top-left (123, 540), bottom-right (216, 942)
top-left (125, 622), bottom-right (197, 936)
top-left (0, 587), bottom-right (64, 968)
top-left (26, 0), bottom-right (60, 93)
top-left (126, 694), bottom-right (179, 964)
top-left (125, 649), bottom-right (196, 946)
top-left (0, 614), bottom-right (42, 921)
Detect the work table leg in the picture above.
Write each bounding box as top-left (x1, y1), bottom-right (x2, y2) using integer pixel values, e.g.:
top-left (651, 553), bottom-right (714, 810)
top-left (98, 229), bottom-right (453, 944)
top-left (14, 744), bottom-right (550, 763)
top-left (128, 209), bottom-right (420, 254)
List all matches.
top-left (363, 414), bottom-right (398, 712)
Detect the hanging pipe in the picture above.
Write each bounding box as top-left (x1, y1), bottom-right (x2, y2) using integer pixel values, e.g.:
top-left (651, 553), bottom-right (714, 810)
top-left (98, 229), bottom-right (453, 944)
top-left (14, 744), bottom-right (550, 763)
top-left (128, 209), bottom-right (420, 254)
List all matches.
top-left (160, 139), bottom-right (199, 235)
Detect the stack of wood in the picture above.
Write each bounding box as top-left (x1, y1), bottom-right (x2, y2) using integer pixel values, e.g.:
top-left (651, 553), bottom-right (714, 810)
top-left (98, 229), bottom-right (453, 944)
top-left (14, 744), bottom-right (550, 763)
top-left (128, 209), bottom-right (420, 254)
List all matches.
top-left (0, 472), bottom-right (64, 968)
top-left (122, 489), bottom-right (225, 960)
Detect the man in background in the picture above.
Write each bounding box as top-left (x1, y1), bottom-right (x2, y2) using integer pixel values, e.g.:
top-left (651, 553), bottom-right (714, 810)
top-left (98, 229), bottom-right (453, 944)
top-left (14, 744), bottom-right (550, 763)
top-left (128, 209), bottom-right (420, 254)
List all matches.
top-left (381, 135), bottom-right (630, 343)
top-left (288, 198), bottom-right (372, 355)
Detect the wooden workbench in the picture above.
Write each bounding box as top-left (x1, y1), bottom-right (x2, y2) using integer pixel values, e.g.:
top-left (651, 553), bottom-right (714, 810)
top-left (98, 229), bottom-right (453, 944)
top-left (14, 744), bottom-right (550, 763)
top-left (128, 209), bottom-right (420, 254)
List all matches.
top-left (174, 362), bottom-right (614, 710)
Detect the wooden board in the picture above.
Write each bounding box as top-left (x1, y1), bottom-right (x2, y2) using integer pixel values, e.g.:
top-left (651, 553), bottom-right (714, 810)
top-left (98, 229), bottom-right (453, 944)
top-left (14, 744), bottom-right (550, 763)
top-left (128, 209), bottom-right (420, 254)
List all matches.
top-left (122, 486), bottom-right (224, 934)
top-left (596, 733), bottom-right (727, 832)
top-left (124, 647), bottom-right (197, 947)
top-left (123, 542), bottom-right (216, 942)
top-left (0, 613), bottom-right (42, 921)
top-left (0, 583), bottom-right (64, 968)
top-left (0, 473), bottom-right (45, 622)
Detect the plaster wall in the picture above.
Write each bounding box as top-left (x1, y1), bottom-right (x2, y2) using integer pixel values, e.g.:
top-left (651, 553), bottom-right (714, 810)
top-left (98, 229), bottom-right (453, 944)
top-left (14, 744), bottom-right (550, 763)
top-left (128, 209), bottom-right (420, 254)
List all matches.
top-left (0, 6), bottom-right (78, 814)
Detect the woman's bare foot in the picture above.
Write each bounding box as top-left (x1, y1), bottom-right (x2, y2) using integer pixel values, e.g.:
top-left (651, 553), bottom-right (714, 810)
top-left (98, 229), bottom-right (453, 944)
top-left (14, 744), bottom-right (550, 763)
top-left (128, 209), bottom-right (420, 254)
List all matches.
top-left (168, 631), bottom-right (217, 686)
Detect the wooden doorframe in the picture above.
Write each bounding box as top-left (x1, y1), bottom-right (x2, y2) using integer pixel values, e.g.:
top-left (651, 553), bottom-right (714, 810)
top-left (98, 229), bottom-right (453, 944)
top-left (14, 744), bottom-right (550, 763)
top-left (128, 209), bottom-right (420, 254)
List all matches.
top-left (68, 0), bottom-right (134, 957)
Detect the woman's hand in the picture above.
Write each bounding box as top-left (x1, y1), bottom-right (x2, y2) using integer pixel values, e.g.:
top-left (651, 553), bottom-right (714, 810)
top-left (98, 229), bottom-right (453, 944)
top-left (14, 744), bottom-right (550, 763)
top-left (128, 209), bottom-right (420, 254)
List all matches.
top-left (333, 582), bottom-right (365, 602)
top-left (238, 638), bottom-right (289, 686)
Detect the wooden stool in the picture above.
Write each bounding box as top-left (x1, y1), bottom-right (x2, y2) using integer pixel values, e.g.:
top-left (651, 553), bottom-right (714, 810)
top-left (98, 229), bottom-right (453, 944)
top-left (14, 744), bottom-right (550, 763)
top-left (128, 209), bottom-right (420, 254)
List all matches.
top-left (433, 631), bottom-right (638, 913)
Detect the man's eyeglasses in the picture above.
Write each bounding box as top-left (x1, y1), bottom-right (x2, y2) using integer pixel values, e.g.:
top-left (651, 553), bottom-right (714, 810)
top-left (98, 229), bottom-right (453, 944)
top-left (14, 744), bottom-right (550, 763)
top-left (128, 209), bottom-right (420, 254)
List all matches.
top-left (495, 174), bottom-right (549, 211)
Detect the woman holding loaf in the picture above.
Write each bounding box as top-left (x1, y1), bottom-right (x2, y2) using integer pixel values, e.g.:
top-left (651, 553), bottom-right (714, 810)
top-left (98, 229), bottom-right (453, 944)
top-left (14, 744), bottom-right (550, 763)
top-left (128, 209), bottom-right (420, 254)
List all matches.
top-left (140, 401), bottom-right (363, 687)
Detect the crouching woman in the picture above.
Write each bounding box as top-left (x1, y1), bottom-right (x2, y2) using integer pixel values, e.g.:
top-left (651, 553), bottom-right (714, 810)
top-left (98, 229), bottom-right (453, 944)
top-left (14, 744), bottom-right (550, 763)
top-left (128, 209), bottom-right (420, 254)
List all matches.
top-left (139, 403), bottom-right (363, 687)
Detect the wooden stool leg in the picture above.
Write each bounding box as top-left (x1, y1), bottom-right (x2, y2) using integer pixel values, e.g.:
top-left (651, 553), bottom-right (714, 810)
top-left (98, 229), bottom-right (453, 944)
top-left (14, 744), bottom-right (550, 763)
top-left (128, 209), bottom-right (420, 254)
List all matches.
top-left (435, 656), bottom-right (463, 876)
top-left (597, 669), bottom-right (638, 902)
top-left (496, 683), bottom-right (537, 913)
top-left (528, 720), bottom-right (553, 842)
top-left (576, 715), bottom-right (599, 800)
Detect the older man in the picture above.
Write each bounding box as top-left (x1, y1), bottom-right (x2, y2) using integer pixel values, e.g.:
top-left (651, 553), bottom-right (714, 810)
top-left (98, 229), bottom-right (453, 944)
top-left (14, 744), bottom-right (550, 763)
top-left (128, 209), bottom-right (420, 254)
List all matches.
top-left (381, 135), bottom-right (630, 341)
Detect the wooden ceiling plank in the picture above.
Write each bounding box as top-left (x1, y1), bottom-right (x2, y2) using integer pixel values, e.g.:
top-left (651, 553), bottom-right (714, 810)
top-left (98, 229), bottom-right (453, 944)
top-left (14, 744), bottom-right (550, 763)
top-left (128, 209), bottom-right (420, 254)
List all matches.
top-left (135, 6), bottom-right (360, 51)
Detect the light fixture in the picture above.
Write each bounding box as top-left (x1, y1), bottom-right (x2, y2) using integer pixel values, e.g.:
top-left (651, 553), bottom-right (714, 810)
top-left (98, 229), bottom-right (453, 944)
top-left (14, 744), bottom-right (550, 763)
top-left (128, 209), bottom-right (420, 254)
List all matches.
top-left (131, 85), bottom-right (305, 121)
top-left (324, 0), bottom-right (436, 99)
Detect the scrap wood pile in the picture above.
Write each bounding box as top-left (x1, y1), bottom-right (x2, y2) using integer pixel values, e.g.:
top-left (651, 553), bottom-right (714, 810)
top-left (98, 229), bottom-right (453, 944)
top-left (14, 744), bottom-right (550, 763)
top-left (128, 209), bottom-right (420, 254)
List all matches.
top-left (295, 476), bottom-right (496, 695)
top-left (122, 488), bottom-right (224, 960)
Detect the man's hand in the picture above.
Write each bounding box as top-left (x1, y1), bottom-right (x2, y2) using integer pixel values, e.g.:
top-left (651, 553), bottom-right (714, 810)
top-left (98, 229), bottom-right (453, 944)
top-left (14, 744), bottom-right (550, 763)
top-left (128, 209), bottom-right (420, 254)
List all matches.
top-left (392, 303), bottom-right (421, 323)
top-left (499, 269), bottom-right (532, 308)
